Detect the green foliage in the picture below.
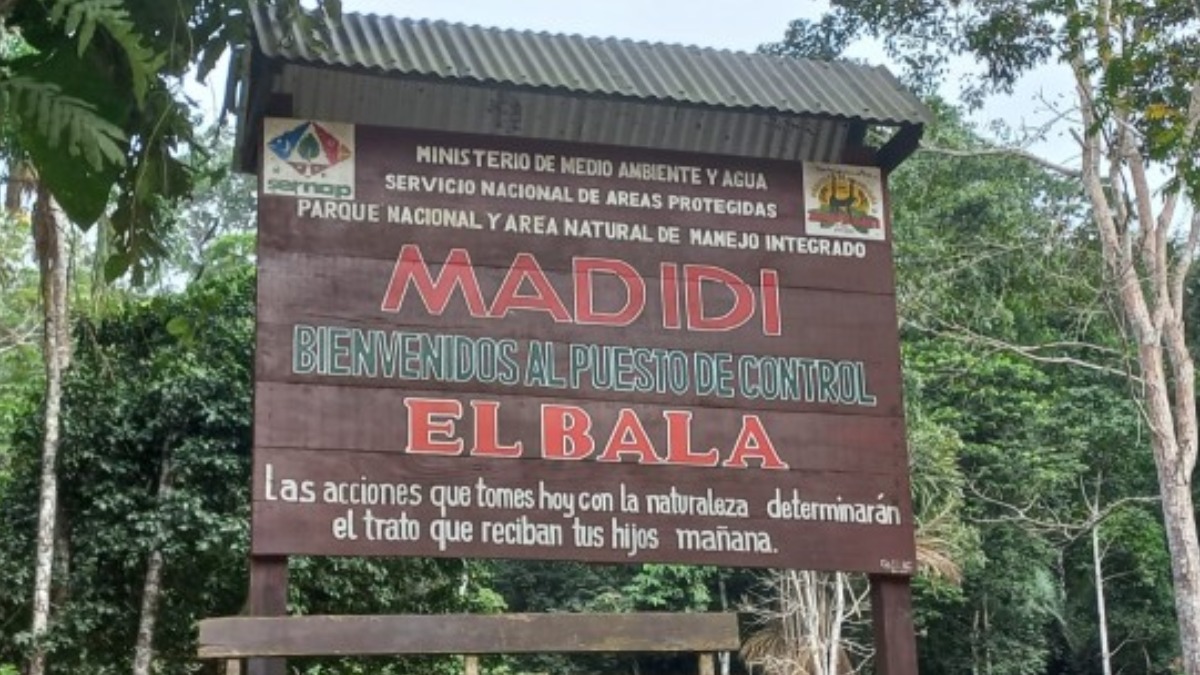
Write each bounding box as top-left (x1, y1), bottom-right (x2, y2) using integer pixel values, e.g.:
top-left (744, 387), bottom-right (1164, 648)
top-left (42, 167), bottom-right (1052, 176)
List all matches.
top-left (48, 0), bottom-right (164, 103)
top-left (0, 266), bottom-right (258, 672)
top-left (481, 561), bottom-right (745, 675)
top-left (0, 212), bottom-right (39, 482)
top-left (1061, 507), bottom-right (1177, 672)
top-left (0, 76), bottom-right (125, 171)
top-left (906, 407), bottom-right (980, 599)
top-left (286, 556), bottom-right (490, 675)
top-left (773, 0), bottom-right (1200, 196)
top-left (2, 1), bottom-right (190, 281)
top-left (622, 565), bottom-right (716, 610)
top-left (1, 0), bottom-right (338, 281)
top-left (872, 100), bottom-right (1177, 673)
top-left (157, 125), bottom-right (257, 285)
top-left (0, 264), bottom-right (491, 673)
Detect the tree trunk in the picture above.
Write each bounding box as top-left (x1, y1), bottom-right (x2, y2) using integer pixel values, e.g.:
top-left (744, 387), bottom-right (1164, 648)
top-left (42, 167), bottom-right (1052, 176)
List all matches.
top-left (718, 574), bottom-right (730, 675)
top-left (1070, 41), bottom-right (1200, 672)
top-left (28, 184), bottom-right (70, 675)
top-left (1091, 520), bottom-right (1112, 675)
top-left (983, 602), bottom-right (991, 675)
top-left (131, 549), bottom-right (165, 675)
top-left (132, 448), bottom-right (173, 675)
top-left (1156, 459), bottom-right (1200, 673)
top-left (828, 573), bottom-right (845, 675)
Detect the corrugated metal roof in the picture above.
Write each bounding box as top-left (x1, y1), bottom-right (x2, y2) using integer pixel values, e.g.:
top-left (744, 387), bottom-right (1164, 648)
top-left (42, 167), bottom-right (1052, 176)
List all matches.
top-left (250, 6), bottom-right (931, 126)
top-left (270, 65), bottom-right (853, 162)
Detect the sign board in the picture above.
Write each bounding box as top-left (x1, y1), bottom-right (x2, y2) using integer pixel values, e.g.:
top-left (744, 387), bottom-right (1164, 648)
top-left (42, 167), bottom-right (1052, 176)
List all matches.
top-left (252, 118), bottom-right (915, 574)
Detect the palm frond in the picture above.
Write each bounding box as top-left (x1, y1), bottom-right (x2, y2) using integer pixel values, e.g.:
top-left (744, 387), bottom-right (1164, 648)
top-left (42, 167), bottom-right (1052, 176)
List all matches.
top-left (1, 76), bottom-right (125, 170)
top-left (741, 618), bottom-right (855, 675)
top-left (50, 0), bottom-right (164, 103)
top-left (914, 505), bottom-right (965, 584)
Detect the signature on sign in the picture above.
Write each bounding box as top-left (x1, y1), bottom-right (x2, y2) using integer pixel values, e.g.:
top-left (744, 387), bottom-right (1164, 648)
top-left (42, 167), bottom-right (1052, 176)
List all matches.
top-left (879, 558), bottom-right (914, 574)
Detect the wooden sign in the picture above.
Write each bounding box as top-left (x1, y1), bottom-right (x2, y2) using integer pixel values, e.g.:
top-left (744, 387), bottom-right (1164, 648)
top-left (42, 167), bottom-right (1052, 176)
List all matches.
top-left (252, 119), bottom-right (915, 574)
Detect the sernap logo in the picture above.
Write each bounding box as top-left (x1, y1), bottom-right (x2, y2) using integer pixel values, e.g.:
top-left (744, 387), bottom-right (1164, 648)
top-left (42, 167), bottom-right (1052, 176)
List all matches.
top-left (263, 118), bottom-right (355, 200)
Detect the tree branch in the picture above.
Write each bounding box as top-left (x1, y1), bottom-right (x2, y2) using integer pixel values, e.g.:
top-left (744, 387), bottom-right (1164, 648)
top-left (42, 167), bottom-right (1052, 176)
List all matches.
top-left (0, 320), bottom-right (40, 354)
top-left (912, 321), bottom-right (1139, 382)
top-left (1170, 210), bottom-right (1200, 319)
top-left (916, 142), bottom-right (1082, 178)
top-left (968, 481), bottom-right (1160, 545)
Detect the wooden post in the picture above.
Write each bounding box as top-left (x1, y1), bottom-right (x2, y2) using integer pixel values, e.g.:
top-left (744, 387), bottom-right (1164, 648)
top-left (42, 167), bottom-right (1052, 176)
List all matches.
top-left (465, 655), bottom-right (480, 675)
top-left (869, 575), bottom-right (918, 675)
top-left (246, 556), bottom-right (289, 675)
top-left (698, 652), bottom-right (715, 675)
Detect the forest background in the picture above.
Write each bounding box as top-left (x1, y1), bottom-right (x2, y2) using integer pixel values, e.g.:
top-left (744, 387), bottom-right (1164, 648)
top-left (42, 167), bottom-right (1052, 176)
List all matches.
top-left (0, 1), bottom-right (1197, 674)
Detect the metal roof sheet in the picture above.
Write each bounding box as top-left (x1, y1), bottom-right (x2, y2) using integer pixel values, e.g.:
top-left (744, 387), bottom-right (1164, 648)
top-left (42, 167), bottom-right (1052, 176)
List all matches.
top-left (270, 64), bottom-right (854, 162)
top-left (250, 6), bottom-right (932, 127)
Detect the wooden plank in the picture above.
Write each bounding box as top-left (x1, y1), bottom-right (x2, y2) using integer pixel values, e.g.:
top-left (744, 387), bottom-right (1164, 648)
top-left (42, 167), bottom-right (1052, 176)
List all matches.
top-left (254, 250), bottom-right (901, 349)
top-left (246, 557), bottom-right (288, 675)
top-left (254, 319), bottom-right (904, 416)
top-left (256, 122), bottom-right (900, 297)
top-left (249, 446), bottom-right (916, 572)
top-left (249, 557), bottom-right (288, 615)
top-left (198, 612), bottom-right (741, 658)
top-left (257, 207), bottom-right (898, 297)
top-left (875, 125), bottom-right (923, 174)
top-left (869, 575), bottom-right (918, 675)
top-left (252, 383), bottom-right (907, 461)
top-left (260, 124), bottom-right (837, 242)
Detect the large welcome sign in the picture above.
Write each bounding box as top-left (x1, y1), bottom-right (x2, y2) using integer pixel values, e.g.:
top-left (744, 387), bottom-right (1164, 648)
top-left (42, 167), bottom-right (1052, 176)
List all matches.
top-left (252, 118), bottom-right (914, 574)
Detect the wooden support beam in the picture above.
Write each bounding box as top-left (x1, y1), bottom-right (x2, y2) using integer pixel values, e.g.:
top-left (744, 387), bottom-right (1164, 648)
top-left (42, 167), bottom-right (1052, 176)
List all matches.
top-left (875, 124), bottom-right (924, 174)
top-left (199, 612), bottom-right (741, 659)
top-left (869, 575), bottom-right (918, 675)
top-left (841, 122), bottom-right (875, 165)
top-left (245, 556), bottom-right (288, 675)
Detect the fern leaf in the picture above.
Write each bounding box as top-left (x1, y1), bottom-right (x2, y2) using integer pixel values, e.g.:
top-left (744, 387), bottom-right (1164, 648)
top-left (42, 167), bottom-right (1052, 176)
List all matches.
top-left (64, 1), bottom-right (87, 37)
top-left (48, 0), bottom-right (68, 23)
top-left (1, 77), bottom-right (126, 170)
top-left (50, 0), bottom-right (164, 104)
top-left (77, 15), bottom-right (98, 58)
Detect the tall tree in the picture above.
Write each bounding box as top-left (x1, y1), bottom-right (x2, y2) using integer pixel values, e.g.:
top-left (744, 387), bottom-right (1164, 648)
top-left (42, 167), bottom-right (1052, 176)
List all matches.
top-left (1, 4), bottom-right (338, 673)
top-left (770, 1), bottom-right (1200, 670)
top-left (869, 99), bottom-right (1175, 672)
top-left (0, 263), bottom-right (492, 675)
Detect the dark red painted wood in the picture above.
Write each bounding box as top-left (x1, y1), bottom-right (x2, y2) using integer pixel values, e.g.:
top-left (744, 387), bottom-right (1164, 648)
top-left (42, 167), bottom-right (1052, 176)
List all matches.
top-left (251, 122), bottom-right (914, 572)
top-left (250, 446), bottom-right (916, 573)
top-left (870, 575), bottom-right (919, 675)
top-left (246, 556), bottom-right (288, 675)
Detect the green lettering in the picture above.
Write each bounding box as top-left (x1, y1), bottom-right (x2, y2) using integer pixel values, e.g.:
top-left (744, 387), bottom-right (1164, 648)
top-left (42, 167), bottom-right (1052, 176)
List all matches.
top-left (293, 324), bottom-right (318, 374)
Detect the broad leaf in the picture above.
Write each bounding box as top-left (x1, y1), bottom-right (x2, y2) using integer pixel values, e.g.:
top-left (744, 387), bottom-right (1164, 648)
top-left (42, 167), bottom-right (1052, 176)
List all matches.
top-left (6, 43), bottom-right (132, 225)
